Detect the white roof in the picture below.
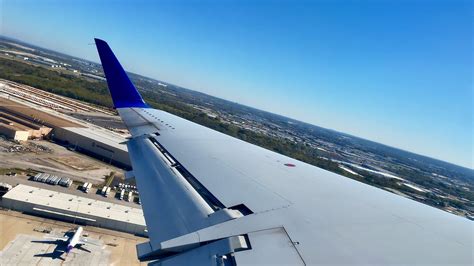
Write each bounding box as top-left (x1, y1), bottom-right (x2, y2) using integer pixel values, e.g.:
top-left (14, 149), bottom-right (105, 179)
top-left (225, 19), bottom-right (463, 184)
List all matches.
top-left (62, 126), bottom-right (128, 151)
top-left (4, 184), bottom-right (144, 225)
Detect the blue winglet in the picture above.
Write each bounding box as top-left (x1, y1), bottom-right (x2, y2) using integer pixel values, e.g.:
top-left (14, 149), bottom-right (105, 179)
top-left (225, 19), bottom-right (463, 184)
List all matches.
top-left (94, 38), bottom-right (148, 108)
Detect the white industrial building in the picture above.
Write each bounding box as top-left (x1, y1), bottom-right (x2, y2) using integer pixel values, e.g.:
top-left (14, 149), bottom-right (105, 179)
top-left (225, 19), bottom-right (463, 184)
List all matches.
top-left (52, 126), bottom-right (131, 168)
top-left (1, 184), bottom-right (147, 236)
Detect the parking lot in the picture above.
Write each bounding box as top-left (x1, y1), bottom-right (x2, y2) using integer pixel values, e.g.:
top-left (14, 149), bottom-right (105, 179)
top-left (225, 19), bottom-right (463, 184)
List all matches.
top-left (0, 174), bottom-right (140, 208)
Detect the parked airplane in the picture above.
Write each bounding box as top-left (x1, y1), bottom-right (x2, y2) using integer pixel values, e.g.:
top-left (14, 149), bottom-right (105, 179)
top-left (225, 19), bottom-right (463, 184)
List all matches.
top-left (33, 226), bottom-right (94, 259)
top-left (94, 38), bottom-right (472, 265)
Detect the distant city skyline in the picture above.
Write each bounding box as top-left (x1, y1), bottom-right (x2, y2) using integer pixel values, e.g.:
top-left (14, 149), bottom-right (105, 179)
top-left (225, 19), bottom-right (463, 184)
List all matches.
top-left (1, 0), bottom-right (472, 168)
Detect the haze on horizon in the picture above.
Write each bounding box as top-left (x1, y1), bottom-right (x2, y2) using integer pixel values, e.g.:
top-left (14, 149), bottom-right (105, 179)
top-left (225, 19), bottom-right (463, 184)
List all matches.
top-left (1, 0), bottom-right (472, 168)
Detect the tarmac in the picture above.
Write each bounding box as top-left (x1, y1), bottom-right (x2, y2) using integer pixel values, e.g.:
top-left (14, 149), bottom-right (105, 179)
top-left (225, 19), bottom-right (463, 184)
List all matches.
top-left (0, 210), bottom-right (146, 265)
top-left (1, 234), bottom-right (109, 265)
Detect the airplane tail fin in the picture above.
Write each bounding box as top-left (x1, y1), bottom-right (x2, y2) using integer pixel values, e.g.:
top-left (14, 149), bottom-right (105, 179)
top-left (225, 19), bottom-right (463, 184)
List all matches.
top-left (94, 38), bottom-right (148, 108)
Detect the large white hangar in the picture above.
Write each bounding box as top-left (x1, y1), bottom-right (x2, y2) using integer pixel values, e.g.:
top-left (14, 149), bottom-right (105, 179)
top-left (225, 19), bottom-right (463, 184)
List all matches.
top-left (1, 184), bottom-right (147, 236)
top-left (53, 126), bottom-right (131, 169)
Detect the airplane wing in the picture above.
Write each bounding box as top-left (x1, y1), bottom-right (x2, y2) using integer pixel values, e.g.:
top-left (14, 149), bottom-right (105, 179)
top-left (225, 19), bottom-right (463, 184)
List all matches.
top-left (94, 38), bottom-right (473, 265)
top-left (42, 235), bottom-right (69, 242)
top-left (78, 238), bottom-right (101, 246)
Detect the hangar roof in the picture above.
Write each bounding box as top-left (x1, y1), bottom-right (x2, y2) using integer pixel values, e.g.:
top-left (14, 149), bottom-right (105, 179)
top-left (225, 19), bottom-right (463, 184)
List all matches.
top-left (61, 126), bottom-right (128, 151)
top-left (3, 184), bottom-right (145, 226)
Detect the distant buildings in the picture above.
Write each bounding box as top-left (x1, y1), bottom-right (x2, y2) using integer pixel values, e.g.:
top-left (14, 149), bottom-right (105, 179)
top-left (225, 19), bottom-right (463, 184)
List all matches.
top-left (81, 73), bottom-right (106, 81)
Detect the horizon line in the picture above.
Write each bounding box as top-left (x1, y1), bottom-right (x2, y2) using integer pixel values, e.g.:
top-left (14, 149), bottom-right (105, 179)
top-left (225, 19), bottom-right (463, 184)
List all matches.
top-left (1, 34), bottom-right (471, 170)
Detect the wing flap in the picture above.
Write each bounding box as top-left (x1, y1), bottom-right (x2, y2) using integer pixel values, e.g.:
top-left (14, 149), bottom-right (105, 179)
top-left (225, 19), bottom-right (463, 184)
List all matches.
top-left (127, 135), bottom-right (214, 247)
top-left (121, 108), bottom-right (293, 214)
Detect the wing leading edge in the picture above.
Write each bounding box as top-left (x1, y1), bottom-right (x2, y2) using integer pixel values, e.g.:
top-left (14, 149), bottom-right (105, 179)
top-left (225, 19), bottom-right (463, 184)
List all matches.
top-left (95, 38), bottom-right (148, 108)
top-left (94, 38), bottom-right (473, 265)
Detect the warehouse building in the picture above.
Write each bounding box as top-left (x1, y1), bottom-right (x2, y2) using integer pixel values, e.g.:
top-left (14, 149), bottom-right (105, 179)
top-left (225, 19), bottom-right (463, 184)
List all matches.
top-left (52, 126), bottom-right (131, 168)
top-left (0, 122), bottom-right (29, 141)
top-left (0, 97), bottom-right (76, 141)
top-left (0, 97), bottom-right (131, 168)
top-left (0, 112), bottom-right (52, 141)
top-left (1, 184), bottom-right (147, 236)
top-left (0, 97), bottom-right (82, 129)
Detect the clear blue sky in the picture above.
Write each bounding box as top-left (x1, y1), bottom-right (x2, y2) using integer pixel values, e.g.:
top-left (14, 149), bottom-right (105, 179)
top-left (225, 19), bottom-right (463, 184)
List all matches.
top-left (1, 0), bottom-right (472, 168)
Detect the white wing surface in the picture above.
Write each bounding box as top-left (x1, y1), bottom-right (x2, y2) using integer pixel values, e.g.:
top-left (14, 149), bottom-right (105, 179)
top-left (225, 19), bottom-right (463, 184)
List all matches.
top-left (95, 38), bottom-right (472, 265)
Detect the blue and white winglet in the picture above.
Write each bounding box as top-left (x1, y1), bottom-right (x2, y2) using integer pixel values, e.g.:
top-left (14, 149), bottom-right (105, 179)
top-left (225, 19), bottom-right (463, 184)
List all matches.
top-left (94, 38), bottom-right (472, 266)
